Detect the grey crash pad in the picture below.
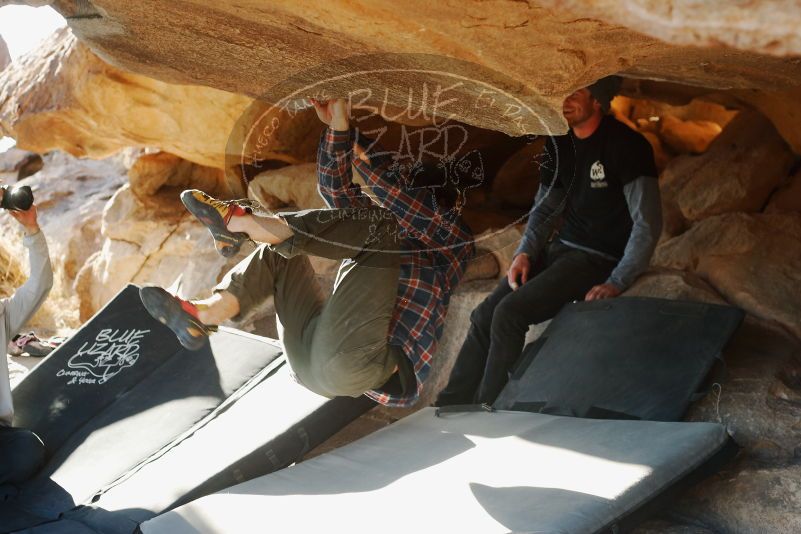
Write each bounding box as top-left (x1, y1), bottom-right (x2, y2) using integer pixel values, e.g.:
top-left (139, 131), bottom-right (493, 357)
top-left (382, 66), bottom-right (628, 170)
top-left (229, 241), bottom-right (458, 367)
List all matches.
top-left (141, 408), bottom-right (734, 534)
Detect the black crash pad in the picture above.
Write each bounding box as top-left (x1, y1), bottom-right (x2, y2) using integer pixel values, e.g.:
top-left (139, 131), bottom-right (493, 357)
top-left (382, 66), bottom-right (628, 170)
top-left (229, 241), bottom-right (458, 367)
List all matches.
top-left (3, 285), bottom-right (373, 533)
top-left (493, 296), bottom-right (744, 421)
top-left (46, 362), bottom-right (373, 534)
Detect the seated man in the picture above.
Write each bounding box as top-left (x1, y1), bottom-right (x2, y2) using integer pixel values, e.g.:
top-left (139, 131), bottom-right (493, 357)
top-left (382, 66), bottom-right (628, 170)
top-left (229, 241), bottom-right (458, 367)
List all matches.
top-left (0, 202), bottom-right (54, 485)
top-left (141, 98), bottom-right (474, 407)
top-left (436, 76), bottom-right (662, 406)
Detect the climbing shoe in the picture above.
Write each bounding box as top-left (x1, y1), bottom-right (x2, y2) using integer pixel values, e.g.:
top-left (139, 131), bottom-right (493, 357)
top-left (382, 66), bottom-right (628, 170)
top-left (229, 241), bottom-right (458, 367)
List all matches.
top-left (139, 286), bottom-right (215, 351)
top-left (180, 189), bottom-right (262, 258)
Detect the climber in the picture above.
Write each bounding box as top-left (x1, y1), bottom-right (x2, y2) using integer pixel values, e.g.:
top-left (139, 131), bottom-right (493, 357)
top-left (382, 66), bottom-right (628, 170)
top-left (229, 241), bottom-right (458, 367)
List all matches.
top-left (436, 75), bottom-right (663, 406)
top-left (139, 98), bottom-right (474, 408)
top-left (0, 197), bottom-right (54, 485)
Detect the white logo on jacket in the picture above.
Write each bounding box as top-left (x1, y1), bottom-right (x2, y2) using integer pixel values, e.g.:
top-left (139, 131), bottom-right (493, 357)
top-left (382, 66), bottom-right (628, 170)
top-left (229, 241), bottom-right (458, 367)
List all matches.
top-left (590, 160), bottom-right (608, 188)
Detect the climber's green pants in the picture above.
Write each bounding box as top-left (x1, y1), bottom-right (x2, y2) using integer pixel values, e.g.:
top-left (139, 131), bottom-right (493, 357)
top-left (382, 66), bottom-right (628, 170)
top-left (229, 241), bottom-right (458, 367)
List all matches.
top-left (215, 206), bottom-right (406, 398)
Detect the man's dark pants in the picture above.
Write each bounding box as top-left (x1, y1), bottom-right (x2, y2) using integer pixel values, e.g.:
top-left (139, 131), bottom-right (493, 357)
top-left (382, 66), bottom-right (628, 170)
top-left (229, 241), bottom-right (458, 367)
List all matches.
top-left (436, 242), bottom-right (616, 406)
top-left (0, 426), bottom-right (45, 485)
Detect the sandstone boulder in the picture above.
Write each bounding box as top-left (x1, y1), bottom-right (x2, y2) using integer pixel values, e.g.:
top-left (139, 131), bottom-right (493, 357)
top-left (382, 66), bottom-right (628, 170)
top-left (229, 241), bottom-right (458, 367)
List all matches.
top-left (731, 86), bottom-right (801, 157)
top-left (128, 151), bottom-right (225, 202)
top-left (676, 461), bottom-right (801, 534)
top-left (25, 152), bottom-right (130, 281)
top-left (0, 150), bottom-right (130, 329)
top-left (612, 95), bottom-right (708, 173)
top-left (536, 0), bottom-right (801, 57)
top-left (621, 79), bottom-right (801, 164)
top-left (624, 270), bottom-right (801, 533)
top-left (226, 107), bottom-right (325, 195)
top-left (474, 225), bottom-right (524, 279)
top-left (654, 212), bottom-right (801, 340)
top-left (623, 97), bottom-right (737, 131)
top-left (657, 154), bottom-right (700, 239)
top-left (623, 268), bottom-right (726, 305)
top-left (40, 0), bottom-right (801, 139)
top-left (490, 139), bottom-right (543, 210)
top-left (0, 147), bottom-right (43, 181)
top-left (612, 96), bottom-right (727, 172)
top-left (0, 28), bottom-right (322, 174)
top-left (658, 115), bottom-right (721, 155)
top-left (458, 225), bottom-right (524, 286)
top-left (74, 184), bottom-right (234, 321)
top-left (688, 318), bottom-right (801, 464)
top-left (673, 111), bottom-right (795, 221)
top-left (247, 163), bottom-right (325, 210)
top-left (766, 167), bottom-right (801, 214)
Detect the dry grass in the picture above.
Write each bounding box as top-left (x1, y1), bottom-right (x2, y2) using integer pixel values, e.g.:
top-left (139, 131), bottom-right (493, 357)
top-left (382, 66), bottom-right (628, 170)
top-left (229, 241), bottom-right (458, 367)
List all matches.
top-left (0, 240), bottom-right (25, 299)
top-left (0, 235), bottom-right (80, 337)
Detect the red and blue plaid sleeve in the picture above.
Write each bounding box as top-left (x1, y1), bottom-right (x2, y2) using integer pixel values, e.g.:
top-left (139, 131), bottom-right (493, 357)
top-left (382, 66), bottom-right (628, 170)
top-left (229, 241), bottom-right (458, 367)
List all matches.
top-left (316, 128), bottom-right (372, 209)
top-left (350, 133), bottom-right (474, 256)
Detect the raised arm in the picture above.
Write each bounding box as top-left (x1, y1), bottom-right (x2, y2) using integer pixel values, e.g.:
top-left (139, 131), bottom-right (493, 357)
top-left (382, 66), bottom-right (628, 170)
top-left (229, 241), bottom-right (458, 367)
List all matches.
top-left (312, 98), bottom-right (473, 264)
top-left (313, 99), bottom-right (372, 209)
top-left (1, 206), bottom-right (54, 338)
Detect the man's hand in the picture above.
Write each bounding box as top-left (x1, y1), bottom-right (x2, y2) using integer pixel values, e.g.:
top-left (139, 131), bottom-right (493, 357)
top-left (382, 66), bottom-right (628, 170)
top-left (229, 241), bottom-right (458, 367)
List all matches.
top-left (9, 204), bottom-right (39, 236)
top-left (506, 253), bottom-right (531, 290)
top-left (310, 98), bottom-right (350, 131)
top-left (585, 282), bottom-right (622, 301)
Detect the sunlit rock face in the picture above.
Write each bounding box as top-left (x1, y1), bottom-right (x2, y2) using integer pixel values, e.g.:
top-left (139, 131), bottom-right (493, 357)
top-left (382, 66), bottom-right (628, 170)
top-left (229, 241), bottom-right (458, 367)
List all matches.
top-left (74, 153), bottom-right (241, 322)
top-left (0, 149), bottom-right (130, 329)
top-left (0, 28), bottom-right (253, 169)
top-left (0, 146), bottom-right (243, 326)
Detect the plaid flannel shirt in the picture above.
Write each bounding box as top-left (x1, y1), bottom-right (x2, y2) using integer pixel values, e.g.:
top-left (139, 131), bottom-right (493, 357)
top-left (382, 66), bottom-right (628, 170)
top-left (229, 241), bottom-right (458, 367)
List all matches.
top-left (317, 127), bottom-right (475, 407)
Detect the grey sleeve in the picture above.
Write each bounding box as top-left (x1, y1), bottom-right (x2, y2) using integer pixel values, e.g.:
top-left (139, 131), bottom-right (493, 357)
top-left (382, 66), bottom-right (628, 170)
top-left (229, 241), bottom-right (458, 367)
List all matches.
top-left (514, 182), bottom-right (566, 259)
top-left (1, 231), bottom-right (54, 338)
top-left (607, 176), bottom-right (662, 290)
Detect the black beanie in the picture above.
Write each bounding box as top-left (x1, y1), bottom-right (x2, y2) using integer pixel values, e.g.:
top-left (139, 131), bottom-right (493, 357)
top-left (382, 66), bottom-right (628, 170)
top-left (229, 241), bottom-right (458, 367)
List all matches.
top-left (587, 75), bottom-right (622, 112)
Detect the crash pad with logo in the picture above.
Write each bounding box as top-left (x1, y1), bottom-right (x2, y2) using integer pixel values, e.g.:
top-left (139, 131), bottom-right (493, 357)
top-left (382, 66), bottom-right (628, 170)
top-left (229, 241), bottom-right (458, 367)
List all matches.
top-left (1, 285), bottom-right (372, 533)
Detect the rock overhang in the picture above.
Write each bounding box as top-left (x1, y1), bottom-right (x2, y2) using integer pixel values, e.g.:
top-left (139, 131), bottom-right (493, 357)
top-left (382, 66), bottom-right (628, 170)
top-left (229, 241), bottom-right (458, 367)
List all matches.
top-left (31, 0), bottom-right (801, 138)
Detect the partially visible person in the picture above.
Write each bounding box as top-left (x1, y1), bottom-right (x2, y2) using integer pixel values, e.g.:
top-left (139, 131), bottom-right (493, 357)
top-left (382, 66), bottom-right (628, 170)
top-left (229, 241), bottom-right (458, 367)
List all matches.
top-left (437, 75), bottom-right (662, 406)
top-left (0, 200), bottom-right (53, 485)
